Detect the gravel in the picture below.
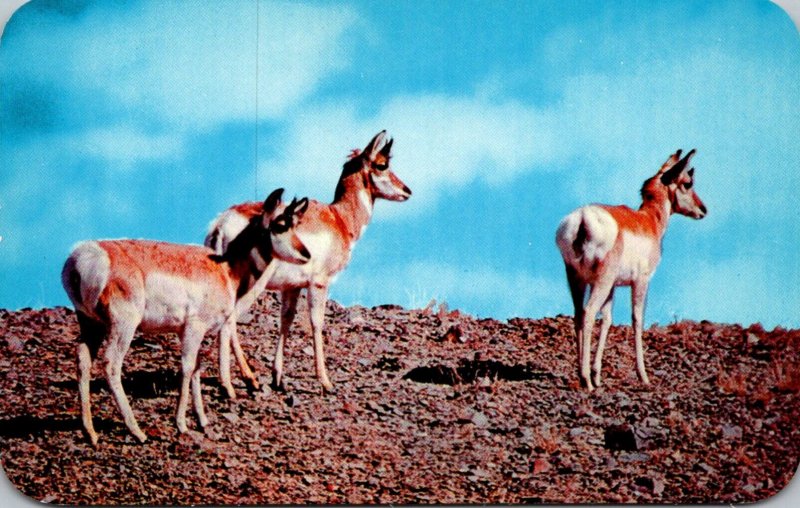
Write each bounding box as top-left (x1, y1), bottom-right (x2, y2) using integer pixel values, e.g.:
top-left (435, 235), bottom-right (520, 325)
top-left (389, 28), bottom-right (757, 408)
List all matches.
top-left (0, 295), bottom-right (798, 504)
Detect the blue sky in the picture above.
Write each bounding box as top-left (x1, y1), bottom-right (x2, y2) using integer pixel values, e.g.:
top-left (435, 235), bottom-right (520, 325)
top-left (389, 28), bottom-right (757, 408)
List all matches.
top-left (1, 0), bottom-right (799, 328)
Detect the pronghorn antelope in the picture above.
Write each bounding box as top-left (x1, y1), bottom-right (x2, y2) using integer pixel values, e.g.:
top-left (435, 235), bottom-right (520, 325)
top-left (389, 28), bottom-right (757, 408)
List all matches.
top-left (61, 189), bottom-right (310, 444)
top-left (205, 130), bottom-right (412, 392)
top-left (555, 149), bottom-right (706, 391)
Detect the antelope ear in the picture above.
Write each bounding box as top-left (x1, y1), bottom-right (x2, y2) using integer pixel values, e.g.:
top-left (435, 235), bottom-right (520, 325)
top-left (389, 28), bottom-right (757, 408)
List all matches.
top-left (363, 130), bottom-right (387, 160)
top-left (262, 188), bottom-right (285, 215)
top-left (658, 149), bottom-right (682, 175)
top-left (284, 196), bottom-right (309, 220)
top-left (293, 197), bottom-right (309, 217)
top-left (380, 137), bottom-right (394, 157)
top-left (661, 149), bottom-right (696, 184)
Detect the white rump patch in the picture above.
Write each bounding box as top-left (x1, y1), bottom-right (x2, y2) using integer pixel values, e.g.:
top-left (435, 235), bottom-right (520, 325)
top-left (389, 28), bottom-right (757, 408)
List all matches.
top-left (205, 210), bottom-right (250, 255)
top-left (62, 241), bottom-right (111, 317)
top-left (555, 206), bottom-right (618, 273)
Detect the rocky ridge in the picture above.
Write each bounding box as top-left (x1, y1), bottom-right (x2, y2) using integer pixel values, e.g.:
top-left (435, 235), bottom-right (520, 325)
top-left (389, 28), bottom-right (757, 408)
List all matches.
top-left (0, 294), bottom-right (798, 504)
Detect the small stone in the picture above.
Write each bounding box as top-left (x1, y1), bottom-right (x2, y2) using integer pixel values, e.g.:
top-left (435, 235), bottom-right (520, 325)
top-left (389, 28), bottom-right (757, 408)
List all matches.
top-left (604, 424), bottom-right (640, 451)
top-left (221, 412), bottom-right (239, 424)
top-left (696, 462), bottom-right (716, 474)
top-left (471, 411), bottom-right (489, 428)
top-left (532, 458), bottom-right (551, 474)
top-left (619, 452), bottom-right (650, 463)
top-left (569, 427), bottom-right (586, 438)
top-left (721, 424), bottom-right (743, 440)
top-left (642, 417), bottom-right (661, 428)
top-left (6, 337), bottom-right (24, 353)
top-left (635, 476), bottom-right (665, 495)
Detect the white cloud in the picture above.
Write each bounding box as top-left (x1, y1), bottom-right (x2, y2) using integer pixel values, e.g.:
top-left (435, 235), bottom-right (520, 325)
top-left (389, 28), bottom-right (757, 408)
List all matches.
top-left (252, 94), bottom-right (561, 216)
top-left (67, 127), bottom-right (185, 170)
top-left (64, 1), bottom-right (357, 130)
top-left (5, 1), bottom-right (357, 132)
top-left (249, 34), bottom-right (799, 230)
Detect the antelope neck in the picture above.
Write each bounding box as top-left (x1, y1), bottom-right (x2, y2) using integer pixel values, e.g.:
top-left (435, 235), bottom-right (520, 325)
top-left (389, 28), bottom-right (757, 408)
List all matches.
top-left (638, 178), bottom-right (672, 239)
top-left (331, 172), bottom-right (373, 241)
top-left (220, 225), bottom-right (275, 299)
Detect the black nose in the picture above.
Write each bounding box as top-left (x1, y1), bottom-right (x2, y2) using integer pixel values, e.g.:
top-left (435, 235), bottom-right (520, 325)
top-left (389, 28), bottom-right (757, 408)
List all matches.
top-left (300, 246), bottom-right (311, 260)
top-left (403, 185), bottom-right (412, 196)
top-left (700, 203), bottom-right (707, 215)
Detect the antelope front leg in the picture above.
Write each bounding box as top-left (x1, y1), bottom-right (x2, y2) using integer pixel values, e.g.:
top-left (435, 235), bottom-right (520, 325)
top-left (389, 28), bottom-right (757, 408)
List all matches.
top-left (308, 284), bottom-right (334, 393)
top-left (631, 281), bottom-right (651, 385)
top-left (218, 318), bottom-right (238, 399)
top-left (191, 365), bottom-right (208, 429)
top-left (231, 332), bottom-right (259, 390)
top-left (177, 322), bottom-right (206, 434)
top-left (272, 288), bottom-right (300, 390)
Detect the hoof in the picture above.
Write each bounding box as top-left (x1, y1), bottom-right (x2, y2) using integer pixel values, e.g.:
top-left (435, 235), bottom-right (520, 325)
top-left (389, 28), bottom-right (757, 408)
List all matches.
top-left (223, 385), bottom-right (237, 400)
top-left (246, 377), bottom-right (261, 392)
top-left (270, 377), bottom-right (286, 393)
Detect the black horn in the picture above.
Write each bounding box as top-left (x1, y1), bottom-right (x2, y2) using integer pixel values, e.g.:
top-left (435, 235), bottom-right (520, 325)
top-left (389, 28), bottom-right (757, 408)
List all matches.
top-left (661, 149), bottom-right (696, 184)
top-left (263, 188), bottom-right (285, 215)
top-left (381, 137), bottom-right (394, 156)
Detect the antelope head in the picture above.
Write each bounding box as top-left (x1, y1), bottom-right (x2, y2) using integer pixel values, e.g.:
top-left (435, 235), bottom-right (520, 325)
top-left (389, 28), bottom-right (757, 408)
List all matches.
top-left (659, 149), bottom-right (707, 219)
top-left (261, 188), bottom-right (311, 264)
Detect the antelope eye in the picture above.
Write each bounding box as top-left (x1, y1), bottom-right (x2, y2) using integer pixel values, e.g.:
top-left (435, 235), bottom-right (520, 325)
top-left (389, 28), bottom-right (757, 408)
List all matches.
top-left (373, 163), bottom-right (388, 171)
top-left (682, 181), bottom-right (693, 190)
top-left (270, 218), bottom-right (288, 232)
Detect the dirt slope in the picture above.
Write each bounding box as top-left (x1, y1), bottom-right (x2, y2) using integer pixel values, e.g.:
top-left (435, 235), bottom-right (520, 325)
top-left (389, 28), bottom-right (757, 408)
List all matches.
top-left (0, 294), bottom-right (798, 504)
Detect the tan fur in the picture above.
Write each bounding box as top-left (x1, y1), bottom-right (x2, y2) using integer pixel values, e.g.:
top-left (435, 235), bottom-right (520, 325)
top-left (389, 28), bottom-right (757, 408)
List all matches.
top-left (62, 191), bottom-right (308, 444)
top-left (206, 131), bottom-right (411, 392)
top-left (555, 149), bottom-right (706, 391)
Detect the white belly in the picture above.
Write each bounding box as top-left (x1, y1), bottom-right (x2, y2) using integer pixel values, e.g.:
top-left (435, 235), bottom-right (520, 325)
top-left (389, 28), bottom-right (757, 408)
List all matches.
top-left (266, 230), bottom-right (341, 289)
top-left (139, 273), bottom-right (228, 332)
top-left (615, 231), bottom-right (660, 285)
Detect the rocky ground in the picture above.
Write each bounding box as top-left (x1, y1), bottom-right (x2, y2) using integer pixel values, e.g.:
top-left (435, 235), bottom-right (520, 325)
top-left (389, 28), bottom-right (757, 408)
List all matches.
top-left (0, 294), bottom-right (798, 504)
